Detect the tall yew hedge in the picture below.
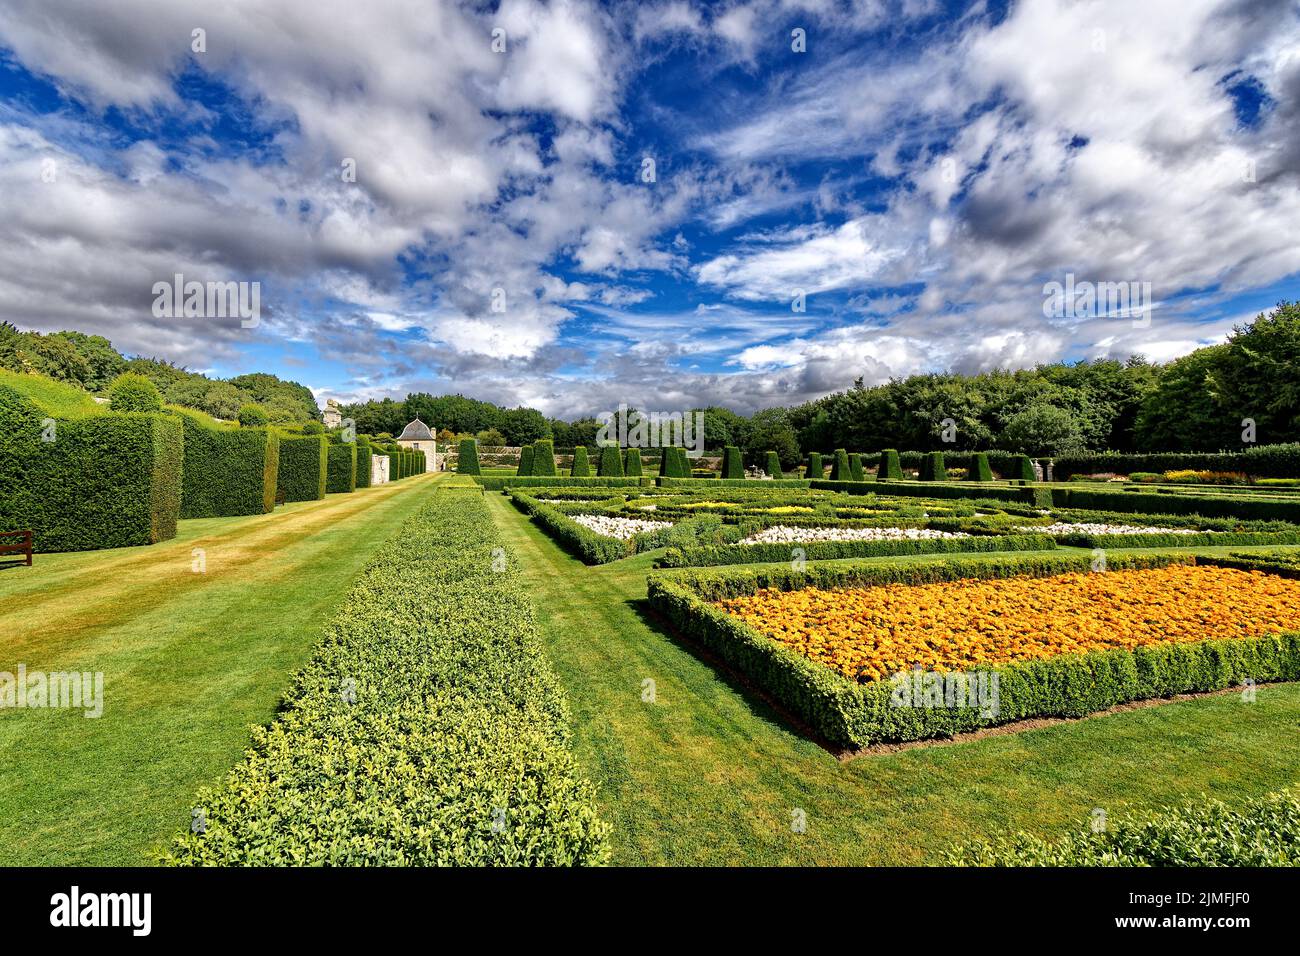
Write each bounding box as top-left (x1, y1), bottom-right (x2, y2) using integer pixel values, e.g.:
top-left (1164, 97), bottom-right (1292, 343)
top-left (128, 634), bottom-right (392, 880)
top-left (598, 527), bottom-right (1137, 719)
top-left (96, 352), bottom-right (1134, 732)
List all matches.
top-left (277, 434), bottom-right (328, 502)
top-left (174, 409), bottom-right (278, 518)
top-left (327, 443), bottom-right (357, 493)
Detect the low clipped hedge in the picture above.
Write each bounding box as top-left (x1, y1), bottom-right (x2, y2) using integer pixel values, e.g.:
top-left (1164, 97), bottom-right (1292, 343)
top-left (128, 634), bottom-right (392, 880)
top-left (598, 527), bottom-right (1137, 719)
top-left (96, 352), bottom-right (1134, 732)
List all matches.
top-left (174, 409), bottom-right (278, 518)
top-left (510, 493), bottom-right (630, 564)
top-left (1055, 486), bottom-right (1300, 522)
top-left (657, 533), bottom-right (1058, 567)
top-left (657, 477), bottom-right (812, 489)
top-left (277, 434), bottom-right (328, 502)
top-left (1055, 445), bottom-right (1300, 480)
top-left (647, 551), bottom-right (1300, 748)
top-left (326, 443), bottom-right (357, 493)
top-left (950, 788), bottom-right (1300, 866)
top-left (1055, 529), bottom-right (1300, 549)
top-left (0, 384), bottom-right (182, 552)
top-left (473, 475), bottom-right (650, 491)
top-left (163, 483), bottom-right (609, 865)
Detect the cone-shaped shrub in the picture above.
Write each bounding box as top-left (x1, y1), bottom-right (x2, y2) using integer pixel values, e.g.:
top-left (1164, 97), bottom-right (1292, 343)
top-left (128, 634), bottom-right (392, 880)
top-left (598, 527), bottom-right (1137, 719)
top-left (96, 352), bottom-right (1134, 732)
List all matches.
top-left (848, 453), bottom-right (864, 482)
top-left (807, 452), bottom-right (823, 479)
top-left (569, 445), bottom-right (592, 477)
top-left (517, 445), bottom-right (534, 476)
top-left (597, 444), bottom-right (624, 477)
top-left (722, 445), bottom-right (744, 479)
top-left (624, 447), bottom-right (642, 476)
top-left (919, 451), bottom-right (947, 481)
top-left (967, 452), bottom-right (993, 481)
top-left (829, 448), bottom-right (851, 481)
top-left (660, 446), bottom-right (689, 478)
top-left (878, 449), bottom-right (903, 480)
top-left (457, 438), bottom-right (481, 475)
top-left (532, 439), bottom-right (557, 476)
top-left (1013, 454), bottom-right (1037, 481)
top-left (765, 451), bottom-right (783, 478)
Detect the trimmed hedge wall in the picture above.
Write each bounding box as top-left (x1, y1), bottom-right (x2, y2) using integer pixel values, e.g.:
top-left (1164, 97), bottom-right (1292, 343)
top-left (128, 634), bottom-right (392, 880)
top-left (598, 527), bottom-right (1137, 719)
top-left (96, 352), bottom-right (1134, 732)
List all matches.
top-left (646, 551), bottom-right (1300, 748)
top-left (472, 475), bottom-right (650, 491)
top-left (163, 483), bottom-right (609, 865)
top-left (657, 533), bottom-right (1058, 567)
top-left (950, 788), bottom-right (1300, 866)
top-left (0, 384), bottom-right (182, 552)
top-left (277, 434), bottom-right (328, 502)
top-left (326, 443), bottom-right (357, 493)
top-left (354, 436), bottom-right (372, 489)
top-left (175, 409), bottom-right (278, 518)
top-left (1054, 444), bottom-right (1300, 480)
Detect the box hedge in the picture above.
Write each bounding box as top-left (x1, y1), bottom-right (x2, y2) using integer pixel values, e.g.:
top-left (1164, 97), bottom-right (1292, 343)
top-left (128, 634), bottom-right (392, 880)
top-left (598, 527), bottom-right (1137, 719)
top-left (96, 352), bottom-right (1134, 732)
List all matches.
top-left (175, 408), bottom-right (278, 518)
top-left (277, 434), bottom-right (328, 502)
top-left (646, 551), bottom-right (1300, 748)
top-left (658, 533), bottom-right (1058, 568)
top-left (354, 436), bottom-right (372, 489)
top-left (163, 484), bottom-right (609, 865)
top-left (327, 443), bottom-right (357, 493)
top-left (0, 384), bottom-right (182, 552)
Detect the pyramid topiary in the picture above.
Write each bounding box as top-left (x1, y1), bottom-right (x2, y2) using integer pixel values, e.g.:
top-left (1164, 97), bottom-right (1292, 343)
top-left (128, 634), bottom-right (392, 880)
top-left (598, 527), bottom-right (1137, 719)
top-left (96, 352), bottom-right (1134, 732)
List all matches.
top-left (570, 445), bottom-right (591, 477)
top-left (967, 452), bottom-right (993, 481)
top-left (517, 444), bottom-right (534, 476)
top-left (878, 449), bottom-right (903, 480)
top-left (722, 445), bottom-right (744, 479)
top-left (807, 452), bottom-right (823, 479)
top-left (597, 445), bottom-right (624, 477)
top-left (829, 448), bottom-right (851, 481)
top-left (1013, 454), bottom-right (1036, 481)
top-left (765, 451), bottom-right (783, 478)
top-left (624, 447), bottom-right (642, 476)
top-left (532, 439), bottom-right (557, 476)
top-left (848, 453), bottom-right (864, 482)
top-left (457, 438), bottom-right (481, 475)
top-left (919, 451), bottom-right (947, 481)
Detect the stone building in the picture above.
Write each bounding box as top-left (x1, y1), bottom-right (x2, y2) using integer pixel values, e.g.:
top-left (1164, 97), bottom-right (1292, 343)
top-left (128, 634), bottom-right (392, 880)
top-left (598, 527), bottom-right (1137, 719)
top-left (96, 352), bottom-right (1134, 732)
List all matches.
top-left (397, 418), bottom-right (438, 472)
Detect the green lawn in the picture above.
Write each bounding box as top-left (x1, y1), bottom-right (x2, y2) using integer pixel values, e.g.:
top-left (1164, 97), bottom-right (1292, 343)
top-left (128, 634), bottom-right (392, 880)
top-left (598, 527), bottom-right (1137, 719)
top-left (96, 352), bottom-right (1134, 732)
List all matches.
top-left (0, 473), bottom-right (437, 865)
top-left (484, 492), bottom-right (1300, 865)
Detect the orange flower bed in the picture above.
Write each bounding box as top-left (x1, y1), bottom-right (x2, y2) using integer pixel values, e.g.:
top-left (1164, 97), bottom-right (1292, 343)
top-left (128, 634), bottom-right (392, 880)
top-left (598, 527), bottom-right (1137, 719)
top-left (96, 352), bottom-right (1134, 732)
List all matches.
top-left (714, 565), bottom-right (1300, 682)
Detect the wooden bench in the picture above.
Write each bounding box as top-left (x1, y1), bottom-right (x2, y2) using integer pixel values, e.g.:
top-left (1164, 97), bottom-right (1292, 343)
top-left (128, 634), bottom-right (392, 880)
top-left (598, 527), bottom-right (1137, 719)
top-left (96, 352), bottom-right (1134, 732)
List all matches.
top-left (0, 529), bottom-right (33, 568)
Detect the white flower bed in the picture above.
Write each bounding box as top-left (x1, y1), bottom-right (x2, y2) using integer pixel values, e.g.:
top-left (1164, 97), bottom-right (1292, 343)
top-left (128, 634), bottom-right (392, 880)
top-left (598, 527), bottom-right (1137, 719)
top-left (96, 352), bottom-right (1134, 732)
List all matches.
top-left (740, 526), bottom-right (969, 544)
top-left (572, 514), bottom-right (673, 539)
top-left (1015, 522), bottom-right (1200, 536)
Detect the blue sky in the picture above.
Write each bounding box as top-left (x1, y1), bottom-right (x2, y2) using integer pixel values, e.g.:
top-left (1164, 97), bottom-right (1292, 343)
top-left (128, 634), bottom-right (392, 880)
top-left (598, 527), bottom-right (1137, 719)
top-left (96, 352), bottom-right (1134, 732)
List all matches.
top-left (0, 0), bottom-right (1297, 417)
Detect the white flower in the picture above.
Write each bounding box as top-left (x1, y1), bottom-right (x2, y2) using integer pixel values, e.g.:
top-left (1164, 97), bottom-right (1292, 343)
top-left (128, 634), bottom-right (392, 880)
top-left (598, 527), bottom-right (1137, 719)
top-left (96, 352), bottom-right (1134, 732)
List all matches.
top-left (740, 526), bottom-right (969, 544)
top-left (1017, 522), bottom-right (1200, 535)
top-left (572, 514), bottom-right (673, 539)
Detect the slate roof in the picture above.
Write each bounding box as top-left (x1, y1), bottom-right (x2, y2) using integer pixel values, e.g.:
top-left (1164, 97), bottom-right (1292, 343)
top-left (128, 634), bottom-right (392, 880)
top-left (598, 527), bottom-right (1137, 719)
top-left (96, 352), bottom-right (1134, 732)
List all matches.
top-left (398, 418), bottom-right (434, 441)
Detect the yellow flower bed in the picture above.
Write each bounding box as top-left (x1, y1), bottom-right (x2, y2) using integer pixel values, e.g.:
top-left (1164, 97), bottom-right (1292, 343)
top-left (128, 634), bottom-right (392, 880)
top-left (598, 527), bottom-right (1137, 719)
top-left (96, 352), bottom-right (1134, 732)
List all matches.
top-left (753, 505), bottom-right (815, 514)
top-left (715, 565), bottom-right (1300, 682)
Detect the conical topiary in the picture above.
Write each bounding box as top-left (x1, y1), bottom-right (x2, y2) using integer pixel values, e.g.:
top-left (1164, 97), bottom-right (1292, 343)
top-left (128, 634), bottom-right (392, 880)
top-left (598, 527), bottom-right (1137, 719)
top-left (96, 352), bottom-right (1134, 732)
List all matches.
top-left (722, 445), bottom-right (744, 479)
top-left (967, 452), bottom-right (993, 481)
top-left (457, 438), bottom-right (481, 475)
top-left (624, 447), bottom-right (642, 476)
top-left (919, 451), bottom-right (947, 481)
top-left (517, 444), bottom-right (534, 476)
top-left (807, 452), bottom-right (823, 479)
top-left (878, 449), bottom-right (903, 480)
top-left (1013, 454), bottom-right (1036, 481)
top-left (532, 439), bottom-right (557, 476)
top-left (765, 451), bottom-right (783, 478)
top-left (597, 444), bottom-right (623, 477)
top-left (829, 448), bottom-right (851, 481)
top-left (570, 445), bottom-right (592, 477)
top-left (848, 453), bottom-right (864, 482)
